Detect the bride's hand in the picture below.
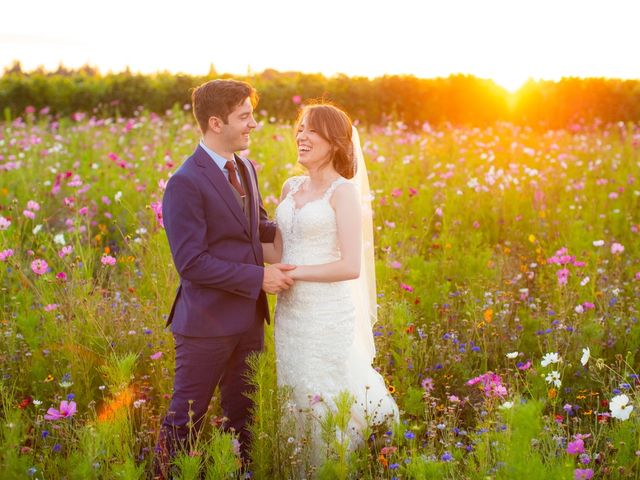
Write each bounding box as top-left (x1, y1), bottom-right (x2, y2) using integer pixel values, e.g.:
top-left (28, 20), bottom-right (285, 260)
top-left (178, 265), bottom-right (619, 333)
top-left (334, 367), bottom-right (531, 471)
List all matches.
top-left (285, 266), bottom-right (302, 280)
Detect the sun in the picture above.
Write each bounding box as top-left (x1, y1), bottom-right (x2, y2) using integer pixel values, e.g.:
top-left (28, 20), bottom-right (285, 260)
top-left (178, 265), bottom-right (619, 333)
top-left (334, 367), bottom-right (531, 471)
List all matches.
top-left (491, 74), bottom-right (527, 94)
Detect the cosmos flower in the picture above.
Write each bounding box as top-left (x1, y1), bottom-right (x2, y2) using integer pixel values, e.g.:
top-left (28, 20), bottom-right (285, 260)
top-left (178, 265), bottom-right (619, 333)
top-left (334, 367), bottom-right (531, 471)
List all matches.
top-left (44, 400), bottom-right (77, 420)
top-left (31, 259), bottom-right (48, 275)
top-left (610, 242), bottom-right (624, 254)
top-left (541, 352), bottom-right (560, 367)
top-left (609, 394), bottom-right (633, 420)
top-left (545, 371), bottom-right (562, 388)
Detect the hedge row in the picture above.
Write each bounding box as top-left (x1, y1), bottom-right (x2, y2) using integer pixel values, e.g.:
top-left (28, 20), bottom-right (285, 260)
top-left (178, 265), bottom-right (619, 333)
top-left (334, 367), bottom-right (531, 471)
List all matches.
top-left (1, 65), bottom-right (639, 127)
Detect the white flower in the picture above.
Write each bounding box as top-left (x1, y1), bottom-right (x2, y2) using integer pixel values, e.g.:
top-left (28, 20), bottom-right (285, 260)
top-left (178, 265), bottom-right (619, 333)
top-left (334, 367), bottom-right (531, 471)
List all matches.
top-left (575, 305), bottom-right (584, 314)
top-left (114, 191), bottom-right (123, 202)
top-left (593, 240), bottom-right (605, 247)
top-left (53, 233), bottom-right (66, 245)
top-left (545, 370), bottom-right (562, 388)
top-left (580, 347), bottom-right (590, 366)
top-left (610, 394), bottom-right (634, 421)
top-left (541, 352), bottom-right (560, 367)
top-left (32, 224), bottom-right (42, 234)
top-left (580, 276), bottom-right (590, 286)
top-left (32, 399), bottom-right (42, 406)
top-left (506, 351), bottom-right (519, 359)
top-left (499, 401), bottom-right (514, 409)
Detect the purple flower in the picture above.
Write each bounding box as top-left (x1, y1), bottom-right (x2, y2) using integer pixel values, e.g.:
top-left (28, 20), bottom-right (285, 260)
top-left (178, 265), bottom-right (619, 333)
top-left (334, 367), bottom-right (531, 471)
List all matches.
top-left (574, 468), bottom-right (594, 480)
top-left (44, 400), bottom-right (77, 420)
top-left (441, 452), bottom-right (453, 462)
top-left (567, 438), bottom-right (585, 455)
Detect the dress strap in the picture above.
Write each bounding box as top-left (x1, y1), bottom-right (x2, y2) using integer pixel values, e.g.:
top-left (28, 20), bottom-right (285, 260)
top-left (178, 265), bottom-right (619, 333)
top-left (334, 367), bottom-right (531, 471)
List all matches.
top-left (286, 176), bottom-right (307, 196)
top-left (323, 177), bottom-right (349, 200)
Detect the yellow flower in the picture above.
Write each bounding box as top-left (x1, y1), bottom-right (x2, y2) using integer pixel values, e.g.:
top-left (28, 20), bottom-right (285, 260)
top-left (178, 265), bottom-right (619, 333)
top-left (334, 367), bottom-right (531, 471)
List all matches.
top-left (483, 309), bottom-right (493, 323)
top-left (528, 234), bottom-right (536, 243)
top-left (387, 385), bottom-right (396, 394)
top-left (44, 374), bottom-right (54, 383)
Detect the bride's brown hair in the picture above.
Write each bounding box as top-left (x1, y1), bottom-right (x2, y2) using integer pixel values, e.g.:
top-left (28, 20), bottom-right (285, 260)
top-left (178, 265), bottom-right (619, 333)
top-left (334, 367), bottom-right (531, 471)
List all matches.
top-left (294, 103), bottom-right (356, 179)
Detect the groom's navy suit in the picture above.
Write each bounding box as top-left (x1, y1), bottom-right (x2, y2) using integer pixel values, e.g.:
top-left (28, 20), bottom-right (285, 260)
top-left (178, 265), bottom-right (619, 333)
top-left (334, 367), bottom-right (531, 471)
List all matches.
top-left (159, 144), bottom-right (275, 458)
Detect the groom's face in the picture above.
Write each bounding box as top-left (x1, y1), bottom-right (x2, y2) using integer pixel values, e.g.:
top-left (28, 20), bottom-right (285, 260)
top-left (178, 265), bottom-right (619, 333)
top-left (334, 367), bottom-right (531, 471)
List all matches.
top-left (220, 97), bottom-right (257, 152)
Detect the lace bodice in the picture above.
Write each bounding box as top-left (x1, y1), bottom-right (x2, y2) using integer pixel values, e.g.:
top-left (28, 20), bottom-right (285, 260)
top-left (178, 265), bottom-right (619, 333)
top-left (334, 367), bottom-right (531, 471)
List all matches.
top-left (275, 175), bottom-right (349, 266)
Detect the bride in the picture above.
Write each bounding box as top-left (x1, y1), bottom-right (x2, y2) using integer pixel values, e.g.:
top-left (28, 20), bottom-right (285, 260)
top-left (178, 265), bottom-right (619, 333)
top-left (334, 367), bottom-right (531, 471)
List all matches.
top-left (262, 103), bottom-right (399, 460)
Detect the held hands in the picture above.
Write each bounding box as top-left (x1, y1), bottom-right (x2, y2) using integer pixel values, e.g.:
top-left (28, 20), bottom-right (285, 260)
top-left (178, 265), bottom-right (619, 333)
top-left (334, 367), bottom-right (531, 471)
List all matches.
top-left (262, 263), bottom-right (296, 294)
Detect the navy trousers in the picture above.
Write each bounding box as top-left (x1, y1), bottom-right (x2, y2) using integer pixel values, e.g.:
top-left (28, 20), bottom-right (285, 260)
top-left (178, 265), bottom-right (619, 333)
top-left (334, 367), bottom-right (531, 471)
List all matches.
top-left (157, 319), bottom-right (264, 463)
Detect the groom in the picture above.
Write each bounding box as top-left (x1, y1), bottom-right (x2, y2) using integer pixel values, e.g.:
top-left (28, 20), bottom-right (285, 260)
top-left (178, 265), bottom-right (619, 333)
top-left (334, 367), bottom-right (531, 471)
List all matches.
top-left (155, 79), bottom-right (294, 474)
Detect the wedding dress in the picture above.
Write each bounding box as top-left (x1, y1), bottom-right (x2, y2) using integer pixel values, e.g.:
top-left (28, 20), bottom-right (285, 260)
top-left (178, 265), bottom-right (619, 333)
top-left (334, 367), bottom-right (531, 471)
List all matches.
top-left (274, 174), bottom-right (399, 457)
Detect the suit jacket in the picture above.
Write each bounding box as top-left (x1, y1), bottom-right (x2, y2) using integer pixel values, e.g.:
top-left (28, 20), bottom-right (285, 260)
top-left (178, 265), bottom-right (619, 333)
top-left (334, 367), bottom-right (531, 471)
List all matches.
top-left (162, 145), bottom-right (276, 337)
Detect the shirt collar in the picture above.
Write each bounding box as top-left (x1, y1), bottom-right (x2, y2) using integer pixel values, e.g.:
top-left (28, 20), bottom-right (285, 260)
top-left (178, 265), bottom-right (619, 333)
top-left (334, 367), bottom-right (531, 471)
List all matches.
top-left (199, 139), bottom-right (235, 171)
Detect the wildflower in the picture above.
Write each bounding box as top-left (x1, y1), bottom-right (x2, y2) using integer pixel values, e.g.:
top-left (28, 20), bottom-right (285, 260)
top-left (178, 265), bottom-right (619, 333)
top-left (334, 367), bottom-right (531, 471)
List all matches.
top-left (0, 215), bottom-right (11, 230)
top-left (23, 210), bottom-right (35, 219)
top-left (44, 374), bottom-right (54, 383)
top-left (114, 191), bottom-right (123, 202)
top-left (59, 245), bottom-right (73, 258)
top-left (567, 438), bottom-right (585, 455)
top-left (101, 255), bottom-right (116, 266)
top-left (557, 268), bottom-right (569, 285)
top-left (150, 201), bottom-right (164, 228)
top-left (580, 276), bottom-right (590, 286)
top-left (421, 377), bottom-right (434, 393)
top-left (610, 394), bottom-right (633, 420)
top-left (32, 224), bottom-right (42, 234)
top-left (506, 351), bottom-right (519, 359)
top-left (575, 304), bottom-right (584, 314)
top-left (610, 242), bottom-right (624, 254)
top-left (31, 259), bottom-right (48, 275)
top-left (53, 233), bottom-right (66, 245)
top-left (545, 371), bottom-right (562, 388)
top-left (580, 348), bottom-right (590, 366)
top-left (574, 468), bottom-right (594, 479)
top-left (388, 385), bottom-right (396, 394)
top-left (404, 431), bottom-right (415, 440)
top-left (0, 249), bottom-right (14, 261)
top-left (59, 373), bottom-right (73, 388)
top-left (499, 401), bottom-right (514, 409)
top-left (592, 240), bottom-right (604, 247)
top-left (291, 95), bottom-right (302, 105)
top-left (150, 351), bottom-right (163, 360)
top-left (441, 452), bottom-right (453, 462)
top-left (56, 272), bottom-right (67, 281)
top-left (517, 360), bottom-right (532, 371)
top-left (541, 352), bottom-right (560, 367)
top-left (44, 400), bottom-right (77, 420)
top-left (400, 283), bottom-right (414, 293)
top-left (390, 261), bottom-right (402, 269)
top-left (467, 372), bottom-right (507, 398)
top-left (44, 304), bottom-right (58, 312)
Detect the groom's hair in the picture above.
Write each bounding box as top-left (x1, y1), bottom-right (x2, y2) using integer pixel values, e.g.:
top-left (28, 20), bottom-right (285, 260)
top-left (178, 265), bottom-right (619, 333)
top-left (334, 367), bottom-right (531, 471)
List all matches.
top-left (191, 79), bottom-right (258, 133)
top-left (295, 103), bottom-right (356, 179)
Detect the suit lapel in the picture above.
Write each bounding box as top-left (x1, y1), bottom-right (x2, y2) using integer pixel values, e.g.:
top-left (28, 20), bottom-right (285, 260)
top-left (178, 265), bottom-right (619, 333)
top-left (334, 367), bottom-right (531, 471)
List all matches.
top-left (194, 146), bottom-right (250, 235)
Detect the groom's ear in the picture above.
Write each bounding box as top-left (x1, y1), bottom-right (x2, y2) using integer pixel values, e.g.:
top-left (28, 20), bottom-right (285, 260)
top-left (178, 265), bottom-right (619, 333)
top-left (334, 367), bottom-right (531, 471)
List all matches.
top-left (208, 116), bottom-right (224, 133)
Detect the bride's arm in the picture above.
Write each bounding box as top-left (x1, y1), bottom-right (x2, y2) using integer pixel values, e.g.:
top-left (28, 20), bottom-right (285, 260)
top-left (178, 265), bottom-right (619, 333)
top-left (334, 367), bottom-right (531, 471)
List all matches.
top-left (287, 183), bottom-right (361, 282)
top-left (261, 179), bottom-right (292, 264)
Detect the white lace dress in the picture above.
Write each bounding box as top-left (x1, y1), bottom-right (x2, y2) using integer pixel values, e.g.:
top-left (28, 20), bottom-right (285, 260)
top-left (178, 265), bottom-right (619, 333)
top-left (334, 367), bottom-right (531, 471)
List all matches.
top-left (274, 176), bottom-right (399, 454)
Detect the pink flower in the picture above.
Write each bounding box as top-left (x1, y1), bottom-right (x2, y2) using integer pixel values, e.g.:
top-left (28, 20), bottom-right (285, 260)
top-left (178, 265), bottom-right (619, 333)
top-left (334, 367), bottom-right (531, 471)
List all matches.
top-left (44, 400), bottom-right (77, 420)
top-left (467, 372), bottom-right (507, 398)
top-left (574, 468), bottom-right (594, 480)
top-left (0, 249), bottom-right (14, 262)
top-left (150, 201), bottom-right (164, 228)
top-left (44, 304), bottom-right (58, 312)
top-left (557, 268), bottom-right (569, 286)
top-left (517, 360), bottom-right (532, 370)
top-left (567, 438), bottom-right (585, 455)
top-left (78, 206), bottom-right (89, 216)
top-left (101, 255), bottom-right (116, 266)
top-left (31, 259), bottom-right (48, 275)
top-left (390, 261), bottom-right (402, 269)
top-left (23, 210), bottom-right (35, 219)
top-left (56, 272), bottom-right (67, 281)
top-left (391, 188), bottom-right (403, 197)
top-left (27, 200), bottom-right (40, 211)
top-left (611, 242), bottom-right (624, 254)
top-left (58, 246), bottom-right (73, 258)
top-left (150, 351), bottom-right (163, 360)
top-left (0, 216), bottom-right (11, 230)
top-left (291, 95), bottom-right (302, 105)
top-left (400, 283), bottom-right (414, 293)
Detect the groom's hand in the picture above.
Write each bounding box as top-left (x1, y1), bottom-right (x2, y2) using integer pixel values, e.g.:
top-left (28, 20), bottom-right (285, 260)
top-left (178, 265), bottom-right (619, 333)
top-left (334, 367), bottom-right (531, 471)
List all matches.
top-left (262, 264), bottom-right (296, 294)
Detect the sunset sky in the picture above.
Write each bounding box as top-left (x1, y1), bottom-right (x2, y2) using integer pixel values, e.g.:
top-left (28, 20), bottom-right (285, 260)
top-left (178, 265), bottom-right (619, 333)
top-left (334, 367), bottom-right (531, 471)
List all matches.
top-left (2, 0), bottom-right (639, 91)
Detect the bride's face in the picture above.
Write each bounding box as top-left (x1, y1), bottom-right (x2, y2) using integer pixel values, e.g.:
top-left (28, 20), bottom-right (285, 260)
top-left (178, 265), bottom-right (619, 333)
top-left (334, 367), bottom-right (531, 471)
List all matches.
top-left (296, 117), bottom-right (332, 169)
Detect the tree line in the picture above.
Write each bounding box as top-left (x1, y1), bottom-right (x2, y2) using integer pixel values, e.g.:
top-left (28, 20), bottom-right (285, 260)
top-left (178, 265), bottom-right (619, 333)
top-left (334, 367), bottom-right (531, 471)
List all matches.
top-left (1, 62), bottom-right (639, 127)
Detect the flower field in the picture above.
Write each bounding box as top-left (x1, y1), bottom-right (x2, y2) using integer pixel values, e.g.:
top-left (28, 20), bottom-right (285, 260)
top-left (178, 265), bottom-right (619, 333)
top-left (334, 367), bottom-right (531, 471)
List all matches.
top-left (0, 105), bottom-right (639, 479)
